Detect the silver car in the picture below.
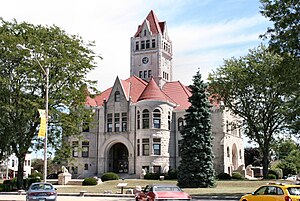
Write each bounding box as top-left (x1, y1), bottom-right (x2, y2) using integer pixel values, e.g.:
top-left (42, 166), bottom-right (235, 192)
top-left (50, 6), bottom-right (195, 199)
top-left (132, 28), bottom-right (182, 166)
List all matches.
top-left (26, 182), bottom-right (57, 201)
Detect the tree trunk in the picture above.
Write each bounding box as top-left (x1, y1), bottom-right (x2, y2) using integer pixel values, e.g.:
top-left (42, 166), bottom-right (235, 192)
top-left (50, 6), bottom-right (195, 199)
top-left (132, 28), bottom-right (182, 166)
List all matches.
top-left (17, 155), bottom-right (25, 189)
top-left (262, 150), bottom-right (269, 179)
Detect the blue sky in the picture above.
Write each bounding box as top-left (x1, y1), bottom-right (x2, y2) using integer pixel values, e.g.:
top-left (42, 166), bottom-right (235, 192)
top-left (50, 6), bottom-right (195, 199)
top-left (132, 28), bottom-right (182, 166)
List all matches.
top-left (1, 0), bottom-right (271, 91)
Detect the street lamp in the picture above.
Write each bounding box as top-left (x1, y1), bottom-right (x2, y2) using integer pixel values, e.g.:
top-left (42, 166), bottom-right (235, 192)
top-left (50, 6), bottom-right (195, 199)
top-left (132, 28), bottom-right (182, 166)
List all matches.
top-left (16, 44), bottom-right (49, 183)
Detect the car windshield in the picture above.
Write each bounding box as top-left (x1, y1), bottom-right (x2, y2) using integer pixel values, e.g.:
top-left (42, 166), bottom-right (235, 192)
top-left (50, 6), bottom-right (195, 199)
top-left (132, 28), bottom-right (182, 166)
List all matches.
top-left (31, 184), bottom-right (53, 190)
top-left (154, 186), bottom-right (181, 192)
top-left (288, 187), bottom-right (300, 195)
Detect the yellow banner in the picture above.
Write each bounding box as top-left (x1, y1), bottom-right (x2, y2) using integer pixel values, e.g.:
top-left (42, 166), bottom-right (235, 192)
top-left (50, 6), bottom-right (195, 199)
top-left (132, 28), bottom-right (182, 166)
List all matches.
top-left (38, 109), bottom-right (46, 138)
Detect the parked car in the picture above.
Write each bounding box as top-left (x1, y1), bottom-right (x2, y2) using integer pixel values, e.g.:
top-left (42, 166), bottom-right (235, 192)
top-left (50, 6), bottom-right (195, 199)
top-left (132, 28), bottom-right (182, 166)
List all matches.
top-left (26, 182), bottom-right (57, 201)
top-left (135, 184), bottom-right (192, 201)
top-left (240, 182), bottom-right (300, 201)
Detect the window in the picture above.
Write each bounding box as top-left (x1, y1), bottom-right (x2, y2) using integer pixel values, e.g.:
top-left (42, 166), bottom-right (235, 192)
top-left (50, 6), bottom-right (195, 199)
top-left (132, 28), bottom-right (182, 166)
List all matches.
top-left (144, 30), bottom-right (147, 36)
top-left (168, 111), bottom-right (171, 130)
top-left (115, 91), bottom-right (120, 102)
top-left (227, 146), bottom-right (230, 157)
top-left (146, 40), bottom-right (150, 48)
top-left (122, 112), bottom-right (127, 132)
top-left (71, 166), bottom-right (78, 174)
top-left (72, 141), bottom-right (79, 157)
top-left (153, 109), bottom-right (161, 128)
top-left (141, 41), bottom-right (145, 49)
top-left (82, 122), bottom-right (89, 132)
top-left (107, 113), bottom-right (112, 132)
top-left (142, 138), bottom-right (149, 156)
top-left (143, 70), bottom-right (147, 78)
top-left (137, 111), bottom-right (140, 129)
top-left (142, 166), bottom-right (149, 172)
top-left (178, 117), bottom-right (184, 131)
top-left (84, 163), bottom-right (89, 170)
top-left (142, 109), bottom-right (149, 129)
top-left (12, 160), bottom-right (15, 167)
top-left (139, 71), bottom-right (143, 78)
top-left (137, 139), bottom-right (140, 156)
top-left (148, 70), bottom-right (152, 78)
top-left (82, 141), bottom-right (89, 157)
top-left (153, 166), bottom-right (161, 173)
top-left (239, 149), bottom-right (242, 159)
top-left (152, 39), bottom-right (156, 48)
top-left (153, 138), bottom-right (161, 155)
top-left (135, 41), bottom-right (139, 50)
top-left (115, 113), bottom-right (120, 132)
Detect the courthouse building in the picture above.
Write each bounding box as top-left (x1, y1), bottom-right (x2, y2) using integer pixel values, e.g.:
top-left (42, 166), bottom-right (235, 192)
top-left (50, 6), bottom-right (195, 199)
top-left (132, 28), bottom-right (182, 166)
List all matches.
top-left (68, 10), bottom-right (244, 178)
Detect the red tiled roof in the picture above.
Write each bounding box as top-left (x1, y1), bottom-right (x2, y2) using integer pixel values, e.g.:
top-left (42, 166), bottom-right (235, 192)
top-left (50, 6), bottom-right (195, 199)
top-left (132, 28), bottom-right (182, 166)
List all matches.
top-left (85, 96), bottom-right (97, 107)
top-left (162, 81), bottom-right (192, 111)
top-left (138, 78), bottom-right (172, 103)
top-left (124, 76), bottom-right (148, 103)
top-left (134, 10), bottom-right (164, 37)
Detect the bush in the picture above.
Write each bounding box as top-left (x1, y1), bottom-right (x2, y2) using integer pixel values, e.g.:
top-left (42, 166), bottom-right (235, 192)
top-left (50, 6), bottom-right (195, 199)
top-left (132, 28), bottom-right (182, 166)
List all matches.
top-left (217, 172), bottom-right (231, 180)
top-left (269, 168), bottom-right (282, 179)
top-left (29, 172), bottom-right (43, 179)
top-left (144, 172), bottom-right (161, 180)
top-left (166, 169), bottom-right (178, 180)
top-left (2, 180), bottom-right (12, 192)
top-left (232, 172), bottom-right (244, 180)
top-left (101, 172), bottom-right (119, 182)
top-left (267, 174), bottom-right (277, 179)
top-left (82, 177), bottom-right (98, 186)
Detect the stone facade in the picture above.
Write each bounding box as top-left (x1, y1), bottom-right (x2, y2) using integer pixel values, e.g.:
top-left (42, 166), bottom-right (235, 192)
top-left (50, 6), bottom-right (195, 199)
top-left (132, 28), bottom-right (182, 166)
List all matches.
top-left (68, 10), bottom-right (244, 179)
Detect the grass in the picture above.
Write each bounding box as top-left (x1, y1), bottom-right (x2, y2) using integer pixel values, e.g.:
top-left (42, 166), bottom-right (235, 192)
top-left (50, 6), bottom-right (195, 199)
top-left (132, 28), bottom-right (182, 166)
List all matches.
top-left (55, 179), bottom-right (273, 196)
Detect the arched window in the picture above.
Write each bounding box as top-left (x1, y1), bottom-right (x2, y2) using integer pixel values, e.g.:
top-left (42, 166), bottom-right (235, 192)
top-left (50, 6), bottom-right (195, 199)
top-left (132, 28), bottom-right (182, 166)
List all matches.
top-left (137, 111), bottom-right (140, 129)
top-left (142, 109), bottom-right (149, 129)
top-left (178, 117), bottom-right (184, 131)
top-left (115, 91), bottom-right (120, 102)
top-left (153, 109), bottom-right (161, 128)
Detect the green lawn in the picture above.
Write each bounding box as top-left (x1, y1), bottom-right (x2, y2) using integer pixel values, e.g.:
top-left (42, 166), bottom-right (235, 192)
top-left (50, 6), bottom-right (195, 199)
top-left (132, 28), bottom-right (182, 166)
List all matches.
top-left (55, 179), bottom-right (273, 196)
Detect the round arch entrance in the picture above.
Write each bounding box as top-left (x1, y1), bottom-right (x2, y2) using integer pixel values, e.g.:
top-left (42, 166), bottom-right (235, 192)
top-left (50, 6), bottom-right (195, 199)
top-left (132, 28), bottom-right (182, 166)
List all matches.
top-left (108, 143), bottom-right (129, 173)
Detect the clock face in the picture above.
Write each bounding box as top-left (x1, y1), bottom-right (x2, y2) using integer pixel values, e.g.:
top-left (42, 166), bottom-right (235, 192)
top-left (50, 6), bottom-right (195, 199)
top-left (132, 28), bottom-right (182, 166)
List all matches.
top-left (142, 57), bottom-right (149, 64)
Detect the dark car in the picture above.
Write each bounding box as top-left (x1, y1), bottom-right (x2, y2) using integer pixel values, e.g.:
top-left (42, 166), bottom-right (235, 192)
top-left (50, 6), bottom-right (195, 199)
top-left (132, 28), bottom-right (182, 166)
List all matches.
top-left (135, 184), bottom-right (192, 201)
top-left (26, 182), bottom-right (57, 201)
top-left (46, 173), bottom-right (58, 179)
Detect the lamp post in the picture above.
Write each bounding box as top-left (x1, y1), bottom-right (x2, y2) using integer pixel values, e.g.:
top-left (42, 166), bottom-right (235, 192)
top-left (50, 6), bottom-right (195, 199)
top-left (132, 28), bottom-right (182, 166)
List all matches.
top-left (16, 44), bottom-right (49, 183)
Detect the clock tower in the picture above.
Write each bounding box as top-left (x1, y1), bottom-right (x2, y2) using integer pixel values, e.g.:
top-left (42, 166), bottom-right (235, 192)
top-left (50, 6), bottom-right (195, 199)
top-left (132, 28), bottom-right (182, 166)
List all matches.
top-left (130, 10), bottom-right (173, 88)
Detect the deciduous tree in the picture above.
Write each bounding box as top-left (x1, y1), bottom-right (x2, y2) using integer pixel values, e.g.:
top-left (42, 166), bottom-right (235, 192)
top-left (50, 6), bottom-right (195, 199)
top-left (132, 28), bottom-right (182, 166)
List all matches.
top-left (0, 18), bottom-right (98, 188)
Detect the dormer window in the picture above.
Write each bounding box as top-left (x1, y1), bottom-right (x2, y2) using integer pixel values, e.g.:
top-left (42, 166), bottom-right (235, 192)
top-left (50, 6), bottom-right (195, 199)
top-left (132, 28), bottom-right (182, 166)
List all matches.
top-left (115, 91), bottom-right (120, 102)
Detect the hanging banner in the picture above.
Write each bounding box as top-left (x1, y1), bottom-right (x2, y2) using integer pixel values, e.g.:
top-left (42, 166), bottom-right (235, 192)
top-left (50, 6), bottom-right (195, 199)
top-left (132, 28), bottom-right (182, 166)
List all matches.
top-left (38, 109), bottom-right (46, 138)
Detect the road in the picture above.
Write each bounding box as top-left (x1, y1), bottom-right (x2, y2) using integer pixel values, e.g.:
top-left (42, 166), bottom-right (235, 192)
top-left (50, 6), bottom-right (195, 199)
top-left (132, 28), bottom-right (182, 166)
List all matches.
top-left (0, 195), bottom-right (240, 201)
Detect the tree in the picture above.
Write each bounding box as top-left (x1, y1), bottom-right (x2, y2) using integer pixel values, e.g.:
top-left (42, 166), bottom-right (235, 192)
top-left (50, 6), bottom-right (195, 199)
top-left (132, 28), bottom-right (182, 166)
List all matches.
top-left (277, 149), bottom-right (300, 176)
top-left (177, 71), bottom-right (215, 188)
top-left (0, 18), bottom-right (98, 189)
top-left (244, 147), bottom-right (262, 167)
top-left (260, 0), bottom-right (300, 134)
top-left (272, 139), bottom-right (298, 160)
top-left (208, 45), bottom-right (296, 179)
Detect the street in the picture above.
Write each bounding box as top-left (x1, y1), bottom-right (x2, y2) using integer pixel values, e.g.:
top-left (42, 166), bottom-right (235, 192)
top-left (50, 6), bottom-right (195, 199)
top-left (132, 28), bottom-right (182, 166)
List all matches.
top-left (0, 194), bottom-right (240, 201)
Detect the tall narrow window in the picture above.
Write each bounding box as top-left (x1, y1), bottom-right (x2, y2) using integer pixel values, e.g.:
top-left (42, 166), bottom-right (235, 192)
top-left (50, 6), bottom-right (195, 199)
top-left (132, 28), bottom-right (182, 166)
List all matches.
top-left (178, 117), bottom-right (184, 131)
top-left (141, 41), bottom-right (145, 49)
top-left (72, 141), bottom-right (78, 157)
top-left (142, 138), bottom-right (149, 156)
top-left (153, 138), bottom-right (161, 155)
top-left (137, 139), bottom-right (140, 156)
top-left (148, 70), bottom-right (152, 78)
top-left (146, 40), bottom-right (150, 48)
top-left (82, 141), bottom-right (89, 157)
top-left (107, 113), bottom-right (112, 132)
top-left (114, 113), bottom-right (120, 132)
top-left (115, 91), bottom-right (120, 102)
top-left (168, 112), bottom-right (171, 130)
top-left (122, 112), bottom-right (127, 132)
top-left (82, 122), bottom-right (89, 132)
top-left (137, 111), bottom-right (140, 129)
top-left (153, 109), bottom-right (161, 128)
top-left (139, 71), bottom-right (143, 78)
top-left (144, 30), bottom-right (147, 36)
top-left (227, 146), bottom-right (230, 157)
top-left (135, 41), bottom-right (139, 50)
top-left (143, 70), bottom-right (147, 78)
top-left (84, 163), bottom-right (89, 170)
top-left (142, 109), bottom-right (149, 129)
top-left (152, 39), bottom-right (156, 48)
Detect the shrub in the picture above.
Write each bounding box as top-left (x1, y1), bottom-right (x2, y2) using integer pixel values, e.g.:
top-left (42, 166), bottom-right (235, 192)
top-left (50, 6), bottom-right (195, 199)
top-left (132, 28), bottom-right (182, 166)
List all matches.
top-left (217, 172), bottom-right (231, 180)
top-left (101, 172), bottom-right (119, 182)
top-left (2, 180), bottom-right (12, 192)
top-left (267, 174), bottom-right (276, 179)
top-left (144, 172), bottom-right (161, 180)
top-left (166, 169), bottom-right (178, 180)
top-left (29, 172), bottom-right (43, 179)
top-left (82, 177), bottom-right (98, 186)
top-left (232, 172), bottom-right (244, 180)
top-left (269, 168), bottom-right (283, 179)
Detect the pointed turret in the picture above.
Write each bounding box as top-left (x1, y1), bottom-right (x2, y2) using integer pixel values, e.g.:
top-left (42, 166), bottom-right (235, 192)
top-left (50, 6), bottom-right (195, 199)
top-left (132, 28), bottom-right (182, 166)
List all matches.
top-left (138, 78), bottom-right (169, 102)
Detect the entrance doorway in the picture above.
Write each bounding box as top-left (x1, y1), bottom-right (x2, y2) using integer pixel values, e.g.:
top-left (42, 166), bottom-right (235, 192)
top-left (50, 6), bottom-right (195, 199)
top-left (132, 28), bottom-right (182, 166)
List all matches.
top-left (108, 143), bottom-right (129, 173)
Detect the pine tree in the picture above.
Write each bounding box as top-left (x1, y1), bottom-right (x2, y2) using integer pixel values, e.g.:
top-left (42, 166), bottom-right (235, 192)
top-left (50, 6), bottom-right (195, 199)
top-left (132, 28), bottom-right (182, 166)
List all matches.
top-left (177, 71), bottom-right (215, 188)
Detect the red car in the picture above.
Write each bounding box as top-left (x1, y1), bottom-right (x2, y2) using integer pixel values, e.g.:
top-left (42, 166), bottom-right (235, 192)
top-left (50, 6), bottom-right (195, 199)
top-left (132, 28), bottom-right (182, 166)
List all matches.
top-left (135, 184), bottom-right (192, 201)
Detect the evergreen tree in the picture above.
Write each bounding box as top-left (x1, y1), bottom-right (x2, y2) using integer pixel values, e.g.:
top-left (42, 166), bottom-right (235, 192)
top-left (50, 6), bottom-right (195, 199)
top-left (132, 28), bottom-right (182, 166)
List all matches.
top-left (177, 71), bottom-right (215, 188)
